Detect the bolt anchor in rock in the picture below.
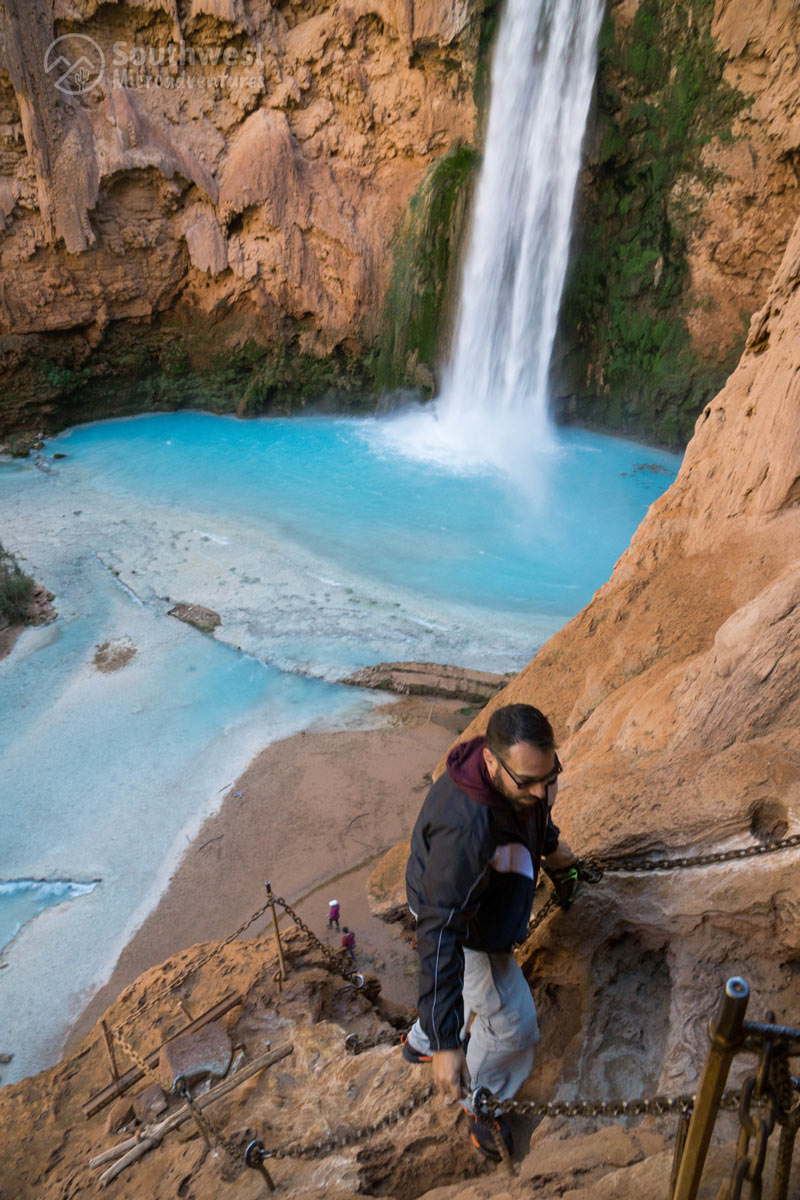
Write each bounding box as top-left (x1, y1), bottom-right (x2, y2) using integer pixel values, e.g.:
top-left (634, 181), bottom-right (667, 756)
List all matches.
top-left (245, 1139), bottom-right (276, 1192)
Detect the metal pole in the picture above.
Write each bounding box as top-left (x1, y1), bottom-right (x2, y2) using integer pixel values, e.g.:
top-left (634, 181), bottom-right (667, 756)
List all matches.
top-left (100, 1019), bottom-right (121, 1091)
top-left (772, 1119), bottom-right (800, 1200)
top-left (670, 1112), bottom-right (690, 1197)
top-left (672, 977), bottom-right (750, 1200)
top-left (265, 881), bottom-right (287, 981)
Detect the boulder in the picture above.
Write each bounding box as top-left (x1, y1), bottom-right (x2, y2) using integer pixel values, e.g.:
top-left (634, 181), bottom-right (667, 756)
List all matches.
top-left (167, 603), bottom-right (221, 633)
top-left (158, 1018), bottom-right (232, 1089)
top-left (131, 1082), bottom-right (168, 1123)
top-left (366, 839), bottom-right (411, 923)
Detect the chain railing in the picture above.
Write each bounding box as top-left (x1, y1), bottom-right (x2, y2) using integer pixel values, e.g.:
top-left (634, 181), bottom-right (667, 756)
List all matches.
top-left (90, 828), bottom-right (800, 1192)
top-left (245, 1083), bottom-right (435, 1166)
top-left (582, 831), bottom-right (800, 876)
top-left (526, 831), bottom-right (800, 937)
top-left (266, 886), bottom-right (365, 990)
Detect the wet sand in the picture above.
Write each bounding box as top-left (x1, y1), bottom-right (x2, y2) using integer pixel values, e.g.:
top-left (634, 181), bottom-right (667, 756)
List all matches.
top-left (69, 695), bottom-right (469, 1045)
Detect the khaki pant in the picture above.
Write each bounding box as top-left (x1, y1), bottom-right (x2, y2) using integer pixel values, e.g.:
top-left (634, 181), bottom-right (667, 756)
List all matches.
top-left (407, 947), bottom-right (539, 1100)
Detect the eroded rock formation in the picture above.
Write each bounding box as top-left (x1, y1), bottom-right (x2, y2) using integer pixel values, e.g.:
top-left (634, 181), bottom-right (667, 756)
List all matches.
top-left (0, 0), bottom-right (486, 433)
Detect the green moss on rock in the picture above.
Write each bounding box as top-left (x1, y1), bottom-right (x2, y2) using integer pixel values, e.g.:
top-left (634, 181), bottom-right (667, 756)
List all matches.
top-left (20, 326), bottom-right (377, 435)
top-left (554, 0), bottom-right (748, 448)
top-left (376, 144), bottom-right (480, 394)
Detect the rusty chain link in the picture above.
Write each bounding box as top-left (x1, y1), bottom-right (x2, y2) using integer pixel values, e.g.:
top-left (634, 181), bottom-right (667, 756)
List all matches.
top-left (111, 897), bottom-right (274, 1035)
top-left (471, 1083), bottom-right (746, 1124)
top-left (722, 1032), bottom-right (779, 1200)
top-left (173, 1076), bottom-right (242, 1161)
top-left (526, 893), bottom-right (558, 937)
top-left (584, 831), bottom-right (800, 877)
top-left (526, 833), bottom-right (800, 939)
top-left (250, 1084), bottom-right (436, 1162)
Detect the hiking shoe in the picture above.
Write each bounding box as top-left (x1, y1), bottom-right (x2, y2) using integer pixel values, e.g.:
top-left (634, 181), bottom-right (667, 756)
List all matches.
top-left (400, 1034), bottom-right (432, 1064)
top-left (466, 1109), bottom-right (513, 1161)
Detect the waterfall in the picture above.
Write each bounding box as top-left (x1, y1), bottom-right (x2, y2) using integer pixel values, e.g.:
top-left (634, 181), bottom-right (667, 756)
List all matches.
top-left (382, 0), bottom-right (604, 475)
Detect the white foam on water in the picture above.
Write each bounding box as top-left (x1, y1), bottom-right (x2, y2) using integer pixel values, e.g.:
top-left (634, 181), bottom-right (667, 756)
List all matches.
top-left (0, 880), bottom-right (98, 953)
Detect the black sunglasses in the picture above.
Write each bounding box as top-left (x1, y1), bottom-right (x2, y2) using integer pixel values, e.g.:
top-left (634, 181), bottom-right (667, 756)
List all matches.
top-left (493, 751), bottom-right (562, 791)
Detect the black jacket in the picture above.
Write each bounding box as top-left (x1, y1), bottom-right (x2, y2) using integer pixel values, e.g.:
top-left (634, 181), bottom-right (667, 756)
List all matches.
top-left (405, 736), bottom-right (560, 1051)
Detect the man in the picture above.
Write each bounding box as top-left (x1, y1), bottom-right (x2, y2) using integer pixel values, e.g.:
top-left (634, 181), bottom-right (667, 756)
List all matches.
top-left (403, 703), bottom-right (578, 1158)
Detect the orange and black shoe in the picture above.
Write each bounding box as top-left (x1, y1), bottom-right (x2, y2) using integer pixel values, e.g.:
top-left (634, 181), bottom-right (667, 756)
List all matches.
top-left (400, 1034), bottom-right (433, 1065)
top-left (465, 1109), bottom-right (513, 1161)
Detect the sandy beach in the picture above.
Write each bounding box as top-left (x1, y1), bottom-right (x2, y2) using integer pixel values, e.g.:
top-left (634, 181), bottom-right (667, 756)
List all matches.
top-left (69, 694), bottom-right (469, 1046)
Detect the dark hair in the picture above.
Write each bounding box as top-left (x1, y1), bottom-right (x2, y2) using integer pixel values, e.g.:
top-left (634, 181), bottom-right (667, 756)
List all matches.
top-left (343, 926), bottom-right (349, 933)
top-left (485, 704), bottom-right (555, 756)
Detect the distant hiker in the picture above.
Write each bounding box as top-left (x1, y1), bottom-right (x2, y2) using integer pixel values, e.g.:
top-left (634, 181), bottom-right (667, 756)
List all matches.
top-left (328, 899), bottom-right (340, 930)
top-left (403, 703), bottom-right (581, 1161)
top-left (341, 927), bottom-right (356, 960)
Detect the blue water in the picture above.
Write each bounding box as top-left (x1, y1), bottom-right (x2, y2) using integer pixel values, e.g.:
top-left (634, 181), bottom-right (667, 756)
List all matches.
top-left (0, 410), bottom-right (680, 1082)
top-left (49, 410), bottom-right (679, 631)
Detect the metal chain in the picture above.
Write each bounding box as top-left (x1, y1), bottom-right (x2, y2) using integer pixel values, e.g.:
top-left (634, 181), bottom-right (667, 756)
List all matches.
top-left (174, 1076), bottom-right (241, 1161)
top-left (257, 1084), bottom-right (436, 1160)
top-left (471, 1083), bottom-right (746, 1123)
top-left (723, 1037), bottom-right (779, 1200)
top-left (270, 892), bottom-right (364, 987)
top-left (585, 831), bottom-right (800, 877)
top-left (526, 893), bottom-right (558, 937)
top-left (525, 833), bottom-right (800, 938)
top-left (112, 898), bottom-right (273, 1034)
top-left (110, 1023), bottom-right (172, 1093)
top-left (110, 1024), bottom-right (236, 1158)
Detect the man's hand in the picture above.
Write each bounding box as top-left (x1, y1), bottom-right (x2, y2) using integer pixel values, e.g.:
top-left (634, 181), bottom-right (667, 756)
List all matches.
top-left (432, 1048), bottom-right (470, 1101)
top-left (544, 837), bottom-right (581, 909)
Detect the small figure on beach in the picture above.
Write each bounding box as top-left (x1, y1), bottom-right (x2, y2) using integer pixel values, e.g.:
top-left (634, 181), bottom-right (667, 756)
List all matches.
top-left (341, 926), bottom-right (356, 960)
top-left (328, 899), bottom-right (340, 930)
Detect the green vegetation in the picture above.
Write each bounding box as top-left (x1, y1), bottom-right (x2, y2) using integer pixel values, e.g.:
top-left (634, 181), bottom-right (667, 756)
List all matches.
top-left (32, 332), bottom-right (376, 430)
top-left (0, 541), bottom-right (35, 624)
top-left (472, 0), bottom-right (501, 122)
top-left (376, 144), bottom-right (480, 393)
top-left (557, 0), bottom-right (748, 446)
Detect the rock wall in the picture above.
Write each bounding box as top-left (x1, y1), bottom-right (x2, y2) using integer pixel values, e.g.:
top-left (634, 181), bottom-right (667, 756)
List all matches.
top-left (412, 190), bottom-right (799, 1193)
top-left (553, 0), bottom-right (800, 447)
top-left (0, 0), bottom-right (490, 434)
top-left (2, 95), bottom-right (799, 1200)
top-left (3, 1), bottom-right (800, 445)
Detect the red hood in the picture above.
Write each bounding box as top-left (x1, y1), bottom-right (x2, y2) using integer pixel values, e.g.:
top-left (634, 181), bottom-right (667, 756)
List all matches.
top-left (446, 736), bottom-right (511, 811)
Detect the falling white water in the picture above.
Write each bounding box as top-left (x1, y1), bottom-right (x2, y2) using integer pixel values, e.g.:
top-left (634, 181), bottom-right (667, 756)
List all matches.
top-left (380, 0), bottom-right (605, 478)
